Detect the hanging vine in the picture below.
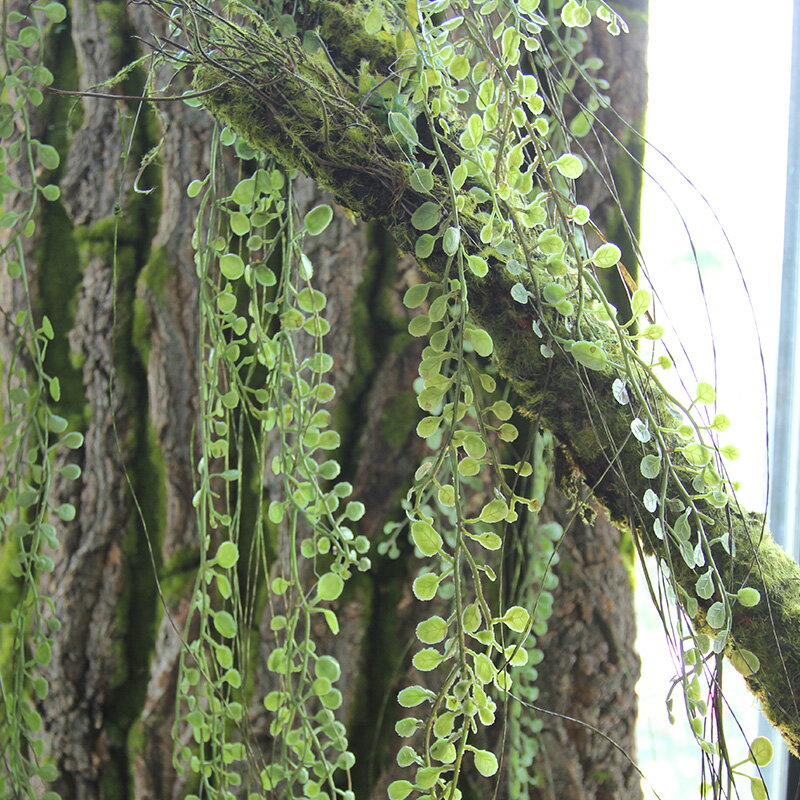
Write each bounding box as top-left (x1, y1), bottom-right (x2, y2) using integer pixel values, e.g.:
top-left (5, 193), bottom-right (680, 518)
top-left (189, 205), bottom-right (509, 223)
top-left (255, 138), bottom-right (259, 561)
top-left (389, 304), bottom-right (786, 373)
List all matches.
top-left (0, 0), bottom-right (789, 799)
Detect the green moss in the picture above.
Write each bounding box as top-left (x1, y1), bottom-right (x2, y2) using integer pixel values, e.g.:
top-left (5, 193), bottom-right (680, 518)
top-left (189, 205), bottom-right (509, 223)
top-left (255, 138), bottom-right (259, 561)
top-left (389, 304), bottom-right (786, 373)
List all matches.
top-left (160, 545), bottom-right (201, 607)
top-left (348, 554), bottom-right (410, 797)
top-left (37, 200), bottom-right (85, 426)
top-left (96, 1), bottom-right (126, 54)
top-left (380, 391), bottom-right (418, 449)
top-left (132, 246), bottom-right (172, 365)
top-left (333, 223), bottom-right (415, 474)
top-left (311, 0), bottom-right (397, 72)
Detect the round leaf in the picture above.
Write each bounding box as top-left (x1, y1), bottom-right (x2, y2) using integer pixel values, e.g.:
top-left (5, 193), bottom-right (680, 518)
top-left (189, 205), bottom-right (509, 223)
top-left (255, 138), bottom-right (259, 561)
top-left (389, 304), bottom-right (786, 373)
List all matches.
top-left (571, 341), bottom-right (608, 371)
top-left (412, 647), bottom-right (443, 671)
top-left (318, 572), bottom-right (344, 601)
top-left (411, 202), bottom-right (441, 231)
top-left (501, 605), bottom-right (530, 633)
top-left (554, 153), bottom-right (584, 179)
top-left (416, 615), bottom-right (448, 644)
top-left (216, 542), bottom-right (239, 569)
top-left (749, 736), bottom-right (774, 767)
top-left (219, 253), bottom-right (244, 280)
top-left (472, 748), bottom-right (498, 777)
top-left (591, 242), bottom-right (622, 268)
top-left (412, 520), bottom-right (443, 556)
top-left (213, 610), bottom-right (237, 638)
top-left (304, 204), bottom-right (333, 236)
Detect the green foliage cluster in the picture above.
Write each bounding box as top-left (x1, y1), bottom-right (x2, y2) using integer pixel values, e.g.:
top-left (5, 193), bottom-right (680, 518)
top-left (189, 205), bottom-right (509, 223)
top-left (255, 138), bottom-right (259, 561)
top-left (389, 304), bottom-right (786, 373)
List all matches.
top-left (0, 2), bottom-right (83, 797)
top-left (0, 0), bottom-right (787, 799)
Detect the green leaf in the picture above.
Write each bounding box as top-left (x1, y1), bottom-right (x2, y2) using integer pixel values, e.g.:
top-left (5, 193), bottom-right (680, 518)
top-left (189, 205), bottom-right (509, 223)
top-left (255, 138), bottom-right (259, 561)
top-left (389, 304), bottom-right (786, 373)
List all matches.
top-left (510, 282), bottom-right (531, 303)
top-left (472, 748), bottom-right (498, 777)
top-left (639, 454), bottom-right (661, 479)
top-left (412, 520), bottom-right (442, 556)
top-left (462, 602), bottom-right (481, 632)
top-left (411, 202), bottom-right (440, 231)
top-left (682, 443), bottom-right (712, 466)
top-left (416, 615), bottom-right (448, 644)
top-left (731, 648), bottom-right (760, 677)
top-left (751, 778), bottom-right (767, 800)
top-left (213, 610), bottom-right (237, 638)
top-left (737, 587), bottom-right (761, 607)
top-left (408, 314), bottom-right (431, 337)
top-left (216, 542), bottom-right (239, 569)
top-left (720, 445), bottom-right (740, 461)
top-left (571, 341), bottom-right (608, 370)
top-left (591, 242), bottom-right (622, 268)
top-left (37, 143), bottom-right (60, 171)
top-left (712, 414), bottom-right (731, 431)
top-left (543, 282), bottom-right (566, 304)
top-left (403, 283), bottom-right (430, 308)
top-left (315, 655), bottom-right (341, 681)
top-left (500, 605), bottom-right (529, 633)
top-left (553, 153), bottom-right (584, 179)
top-left (415, 234), bottom-right (436, 259)
top-left (416, 416), bottom-right (441, 438)
top-left (462, 433), bottom-right (487, 459)
top-left (231, 177), bottom-right (256, 204)
top-left (458, 457), bottom-right (480, 476)
top-left (388, 781), bottom-right (413, 800)
top-left (442, 226), bottom-right (460, 256)
top-left (297, 287), bottom-right (326, 313)
top-left (475, 532), bottom-right (502, 550)
top-left (570, 109), bottom-right (594, 137)
top-left (409, 168), bottom-right (434, 195)
top-left (318, 572), bottom-right (344, 601)
top-left (572, 5), bottom-right (591, 25)
top-left (537, 230), bottom-right (564, 254)
top-left (631, 288), bottom-right (651, 318)
top-left (219, 253), bottom-right (244, 280)
top-left (449, 55), bottom-right (470, 80)
top-left (641, 324), bottom-right (664, 340)
top-left (304, 204), bottom-right (333, 236)
top-left (62, 431), bottom-right (84, 449)
top-left (749, 736), bottom-right (774, 767)
top-left (41, 184), bottom-right (60, 201)
top-left (364, 6), bottom-right (383, 33)
top-left (413, 573), bottom-right (440, 600)
top-left (480, 498), bottom-right (508, 523)
top-left (229, 212), bottom-right (250, 235)
top-left (695, 381), bottom-right (716, 404)
top-left (397, 685), bottom-right (432, 707)
top-left (412, 647), bottom-right (443, 671)
top-left (322, 608), bottom-right (340, 634)
top-left (41, 2), bottom-right (67, 22)
top-left (695, 569), bottom-right (714, 600)
top-left (705, 601), bottom-right (726, 629)
top-left (389, 112), bottom-right (419, 148)
top-left (467, 255), bottom-right (488, 277)
top-left (395, 717), bottom-right (420, 737)
top-left (468, 113), bottom-right (483, 146)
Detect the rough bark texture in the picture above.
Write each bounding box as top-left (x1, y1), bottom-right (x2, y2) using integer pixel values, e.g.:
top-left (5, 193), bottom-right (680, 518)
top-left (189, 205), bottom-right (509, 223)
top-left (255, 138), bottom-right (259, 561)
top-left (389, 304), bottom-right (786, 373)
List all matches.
top-left (533, 486), bottom-right (639, 800)
top-left (0, 1), bottom-right (647, 798)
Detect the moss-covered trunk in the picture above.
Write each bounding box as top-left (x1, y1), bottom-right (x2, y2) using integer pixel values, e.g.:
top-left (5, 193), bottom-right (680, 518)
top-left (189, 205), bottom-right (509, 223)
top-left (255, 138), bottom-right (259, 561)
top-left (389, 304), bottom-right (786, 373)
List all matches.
top-left (0, 1), bottom-right (647, 798)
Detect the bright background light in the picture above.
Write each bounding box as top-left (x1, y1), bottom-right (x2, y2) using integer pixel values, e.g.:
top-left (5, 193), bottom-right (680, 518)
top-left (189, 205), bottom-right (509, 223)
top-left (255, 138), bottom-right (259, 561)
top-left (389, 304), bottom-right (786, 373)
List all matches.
top-left (634, 1), bottom-right (793, 795)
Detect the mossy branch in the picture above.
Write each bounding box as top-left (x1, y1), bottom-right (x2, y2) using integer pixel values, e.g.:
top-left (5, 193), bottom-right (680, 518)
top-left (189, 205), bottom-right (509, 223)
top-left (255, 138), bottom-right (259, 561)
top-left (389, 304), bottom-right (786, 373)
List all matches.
top-left (177, 8), bottom-right (800, 754)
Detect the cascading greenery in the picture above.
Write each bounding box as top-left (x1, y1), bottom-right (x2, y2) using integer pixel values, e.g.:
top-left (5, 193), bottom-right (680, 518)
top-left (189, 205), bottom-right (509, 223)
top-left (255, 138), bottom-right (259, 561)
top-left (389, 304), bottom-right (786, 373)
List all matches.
top-left (0, 0), bottom-right (783, 799)
top-left (0, 2), bottom-right (81, 798)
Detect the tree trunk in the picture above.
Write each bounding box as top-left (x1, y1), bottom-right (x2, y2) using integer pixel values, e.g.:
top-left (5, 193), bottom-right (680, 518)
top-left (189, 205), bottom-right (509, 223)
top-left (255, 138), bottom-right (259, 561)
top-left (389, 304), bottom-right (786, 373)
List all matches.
top-left (0, 2), bottom-right (646, 798)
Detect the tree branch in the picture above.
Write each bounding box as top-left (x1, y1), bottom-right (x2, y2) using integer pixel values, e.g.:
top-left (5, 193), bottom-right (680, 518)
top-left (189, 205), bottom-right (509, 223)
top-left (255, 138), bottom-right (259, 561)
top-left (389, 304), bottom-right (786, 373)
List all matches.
top-left (174, 6), bottom-right (800, 754)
